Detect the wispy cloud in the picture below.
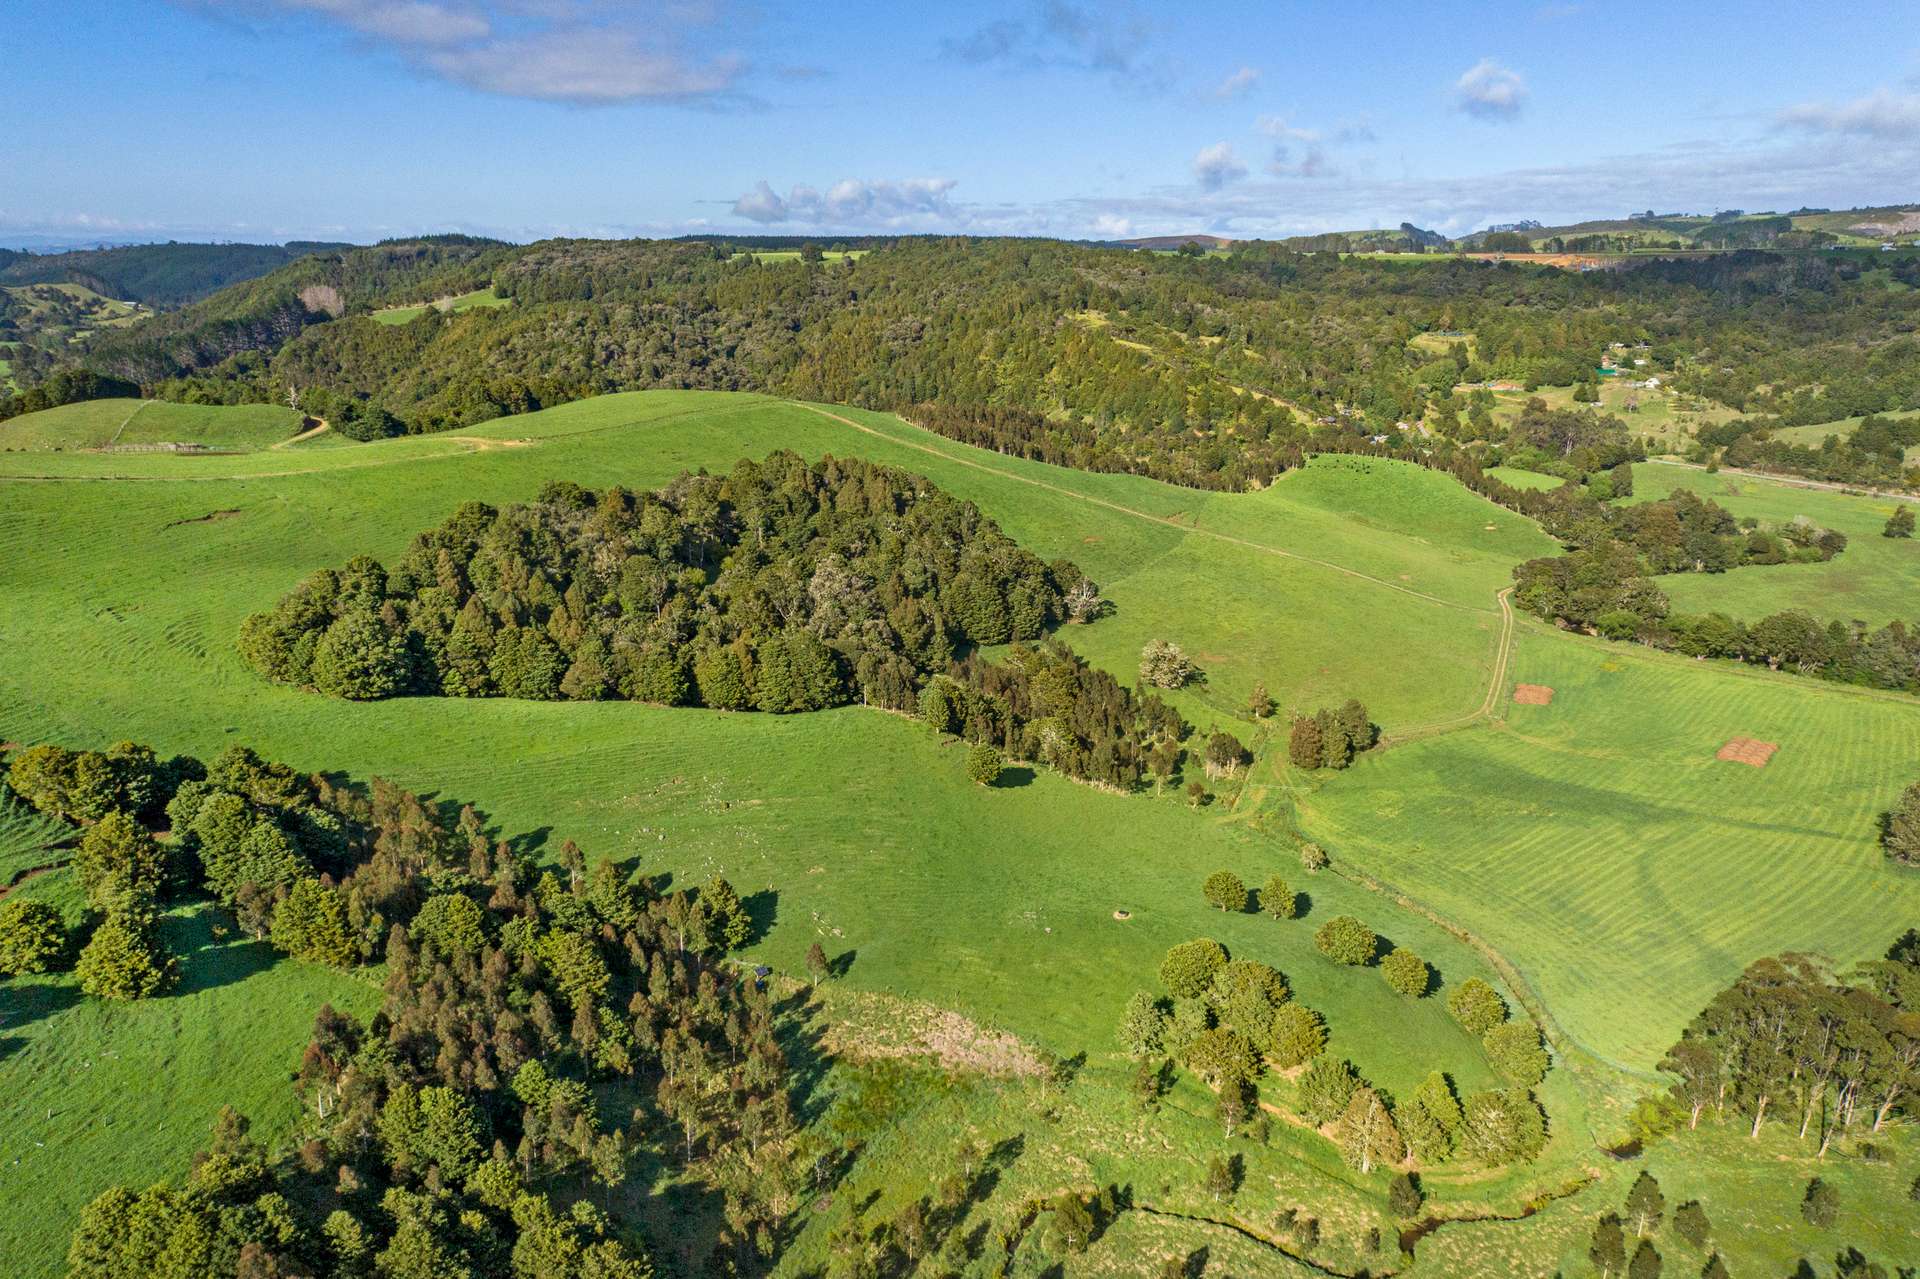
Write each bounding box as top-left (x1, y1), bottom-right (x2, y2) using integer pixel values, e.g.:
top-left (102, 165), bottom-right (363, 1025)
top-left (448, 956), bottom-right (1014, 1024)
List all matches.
top-left (178, 0), bottom-right (746, 105)
top-left (1777, 89), bottom-right (1920, 140)
top-left (942, 1), bottom-right (1167, 89)
top-left (1191, 142), bottom-right (1248, 190)
top-left (730, 177), bottom-right (961, 226)
top-left (1213, 66), bottom-right (1260, 99)
top-left (1454, 58), bottom-right (1527, 120)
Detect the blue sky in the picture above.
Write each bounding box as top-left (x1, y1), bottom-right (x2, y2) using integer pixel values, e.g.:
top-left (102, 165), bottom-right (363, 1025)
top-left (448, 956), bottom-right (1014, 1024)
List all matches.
top-left (4, 0), bottom-right (1918, 245)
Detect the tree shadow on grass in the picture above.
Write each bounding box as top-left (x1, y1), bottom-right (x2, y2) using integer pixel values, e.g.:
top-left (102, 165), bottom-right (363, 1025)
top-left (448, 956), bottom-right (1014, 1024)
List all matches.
top-left (829, 948), bottom-right (858, 979)
top-left (161, 904), bottom-right (279, 999)
top-left (990, 766), bottom-right (1036, 788)
top-left (0, 979), bottom-right (82, 1056)
top-left (742, 889), bottom-right (778, 941)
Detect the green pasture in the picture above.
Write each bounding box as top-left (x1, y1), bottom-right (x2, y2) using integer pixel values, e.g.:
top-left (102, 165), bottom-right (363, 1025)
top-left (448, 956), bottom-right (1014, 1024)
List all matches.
top-left (0, 390), bottom-right (1548, 1270)
top-left (1767, 406), bottom-right (1920, 462)
top-left (0, 398), bottom-right (303, 452)
top-left (0, 901), bottom-right (380, 1277)
top-left (1299, 621), bottom-right (1920, 1072)
top-left (1631, 460), bottom-right (1920, 624)
top-left (369, 285), bottom-right (511, 325)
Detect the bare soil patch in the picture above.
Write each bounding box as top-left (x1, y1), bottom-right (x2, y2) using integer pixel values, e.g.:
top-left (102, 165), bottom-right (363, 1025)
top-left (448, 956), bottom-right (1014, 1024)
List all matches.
top-left (1512, 684), bottom-right (1554, 706)
top-left (163, 508), bottom-right (241, 528)
top-left (822, 989), bottom-right (1047, 1078)
top-left (1716, 737), bottom-right (1778, 768)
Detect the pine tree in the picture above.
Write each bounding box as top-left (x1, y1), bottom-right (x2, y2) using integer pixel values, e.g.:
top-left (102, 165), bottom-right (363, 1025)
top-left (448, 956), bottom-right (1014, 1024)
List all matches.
top-left (1588, 1214), bottom-right (1627, 1277)
top-left (1626, 1170), bottom-right (1665, 1237)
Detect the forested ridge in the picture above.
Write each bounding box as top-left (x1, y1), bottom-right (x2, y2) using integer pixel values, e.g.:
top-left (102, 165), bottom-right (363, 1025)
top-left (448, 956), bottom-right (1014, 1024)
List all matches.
top-left (9, 237), bottom-right (1918, 490)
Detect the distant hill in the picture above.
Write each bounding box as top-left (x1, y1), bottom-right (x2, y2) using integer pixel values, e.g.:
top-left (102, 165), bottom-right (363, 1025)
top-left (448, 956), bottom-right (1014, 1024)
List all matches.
top-left (0, 240), bottom-right (354, 308)
top-left (1458, 204), bottom-right (1920, 252)
top-left (1111, 234), bottom-right (1236, 251)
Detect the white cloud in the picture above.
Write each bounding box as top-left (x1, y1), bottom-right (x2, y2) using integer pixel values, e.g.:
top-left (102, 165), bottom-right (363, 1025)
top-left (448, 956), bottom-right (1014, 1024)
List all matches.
top-left (1213, 66), bottom-right (1260, 99)
top-left (425, 31), bottom-right (741, 103)
top-left (1256, 115), bottom-right (1320, 144)
top-left (1454, 58), bottom-right (1527, 120)
top-left (1777, 89), bottom-right (1920, 139)
top-left (182, 0), bottom-right (745, 105)
top-left (731, 180), bottom-right (788, 223)
top-left (1191, 141), bottom-right (1247, 190)
top-left (1091, 213), bottom-right (1133, 238)
top-left (286, 0), bottom-right (489, 45)
top-left (730, 178), bottom-right (961, 227)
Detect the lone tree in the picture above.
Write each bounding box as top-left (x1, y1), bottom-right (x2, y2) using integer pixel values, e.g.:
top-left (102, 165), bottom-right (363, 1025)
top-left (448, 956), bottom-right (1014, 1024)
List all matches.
top-left (1447, 977), bottom-right (1508, 1034)
top-left (1388, 1172), bottom-right (1422, 1219)
top-left (1672, 1200), bottom-right (1710, 1250)
top-left (1884, 779), bottom-right (1920, 867)
top-left (1588, 1214), bottom-right (1627, 1278)
top-left (964, 743), bottom-right (1004, 786)
top-left (1246, 682), bottom-right (1274, 719)
top-left (1884, 505), bottom-right (1915, 538)
top-left (1299, 843), bottom-right (1328, 873)
top-left (1260, 873), bottom-right (1297, 919)
top-left (1202, 869), bottom-right (1249, 912)
top-left (0, 898), bottom-right (67, 975)
top-left (1800, 1176), bottom-right (1838, 1229)
top-left (1314, 915), bottom-right (1376, 966)
top-left (1139, 640), bottom-right (1196, 689)
top-left (805, 940), bottom-right (830, 983)
top-left (1381, 947), bottom-right (1429, 997)
top-left (1625, 1170), bottom-right (1664, 1237)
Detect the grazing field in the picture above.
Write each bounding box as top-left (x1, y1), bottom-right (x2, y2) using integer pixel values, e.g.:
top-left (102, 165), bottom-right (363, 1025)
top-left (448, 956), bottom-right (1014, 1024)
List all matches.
top-left (1768, 406), bottom-right (1920, 461)
top-left (0, 397), bottom-right (304, 451)
top-left (0, 902), bottom-right (381, 1277)
top-left (0, 390), bottom-right (1555, 1271)
top-left (369, 284), bottom-right (511, 325)
top-left (1631, 460), bottom-right (1920, 624)
top-left (1298, 621), bottom-right (1920, 1071)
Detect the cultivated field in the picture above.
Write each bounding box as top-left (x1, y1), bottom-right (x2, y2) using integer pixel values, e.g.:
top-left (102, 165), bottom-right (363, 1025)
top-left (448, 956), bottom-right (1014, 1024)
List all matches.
top-left (1298, 621), bottom-right (1920, 1071)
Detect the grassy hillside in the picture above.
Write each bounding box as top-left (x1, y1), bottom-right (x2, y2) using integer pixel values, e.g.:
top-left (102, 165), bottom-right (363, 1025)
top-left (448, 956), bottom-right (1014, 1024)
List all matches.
top-left (0, 904), bottom-right (380, 1277)
top-left (1630, 460), bottom-right (1920, 624)
top-left (0, 398), bottom-right (304, 451)
top-left (1298, 622), bottom-right (1920, 1071)
top-left (0, 390), bottom-right (1559, 1271)
top-left (369, 284), bottom-right (511, 325)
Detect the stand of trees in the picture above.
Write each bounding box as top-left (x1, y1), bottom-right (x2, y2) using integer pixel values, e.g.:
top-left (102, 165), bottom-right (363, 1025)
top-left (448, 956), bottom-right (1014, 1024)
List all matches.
top-left (1122, 931), bottom-right (1549, 1173)
top-left (240, 453), bottom-right (1076, 711)
top-left (1659, 932), bottom-right (1920, 1154)
top-left (6, 734), bottom-right (804, 1277)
